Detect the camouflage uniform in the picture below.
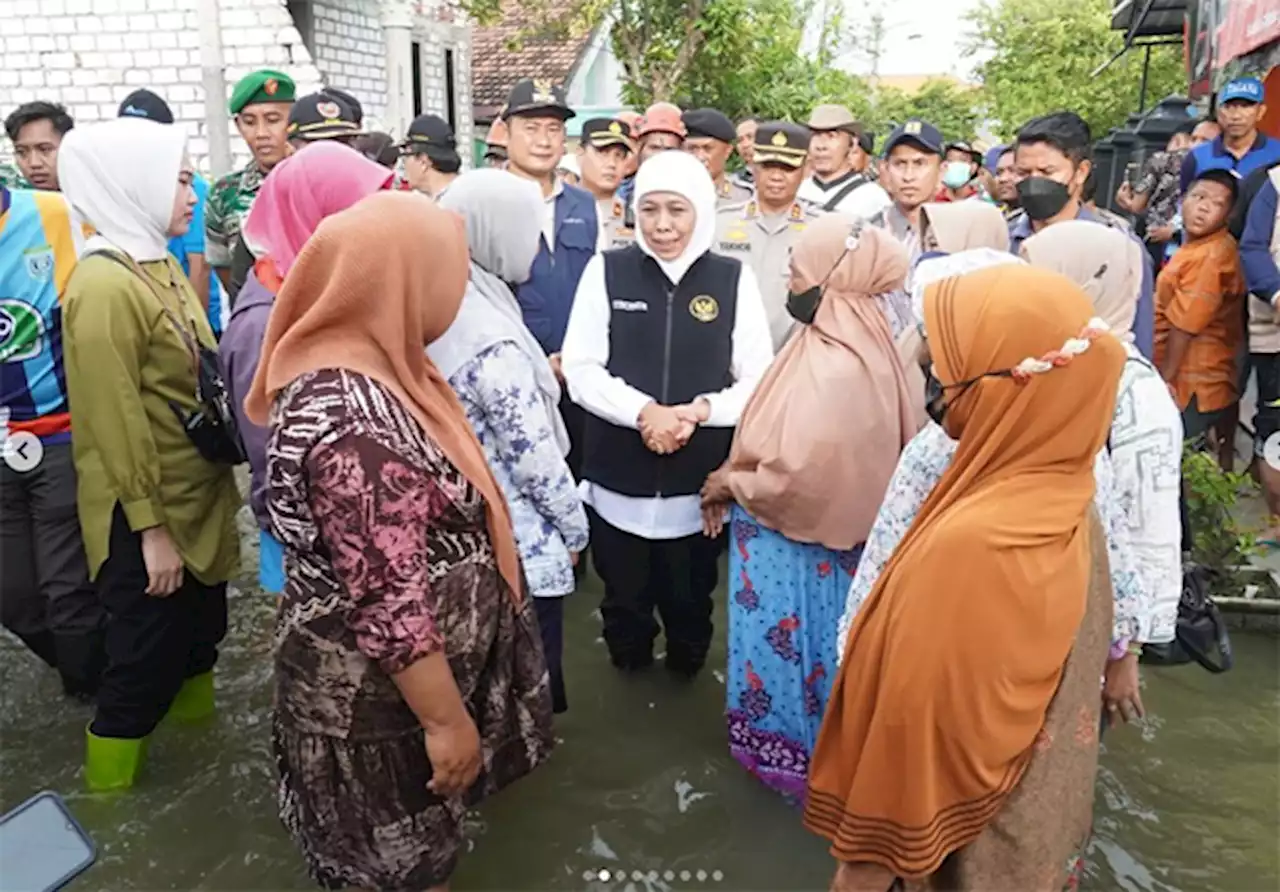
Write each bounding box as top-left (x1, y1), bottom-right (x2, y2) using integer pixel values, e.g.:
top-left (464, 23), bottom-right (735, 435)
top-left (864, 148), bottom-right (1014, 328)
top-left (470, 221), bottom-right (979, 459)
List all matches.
top-left (205, 160), bottom-right (267, 268)
top-left (0, 163), bottom-right (29, 189)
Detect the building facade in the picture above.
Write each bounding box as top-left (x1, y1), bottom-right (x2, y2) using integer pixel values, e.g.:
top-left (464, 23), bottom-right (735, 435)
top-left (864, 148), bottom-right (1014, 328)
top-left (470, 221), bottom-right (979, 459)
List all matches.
top-left (0, 0), bottom-right (472, 177)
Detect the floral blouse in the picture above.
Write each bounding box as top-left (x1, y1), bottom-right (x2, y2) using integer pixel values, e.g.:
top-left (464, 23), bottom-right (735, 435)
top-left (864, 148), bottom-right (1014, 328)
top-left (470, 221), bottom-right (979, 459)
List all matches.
top-left (451, 341), bottom-right (588, 597)
top-left (836, 422), bottom-right (1147, 660)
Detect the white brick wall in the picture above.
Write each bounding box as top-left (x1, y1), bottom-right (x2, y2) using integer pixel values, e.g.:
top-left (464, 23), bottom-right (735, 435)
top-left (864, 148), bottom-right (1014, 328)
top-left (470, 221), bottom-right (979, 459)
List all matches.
top-left (0, 0), bottom-right (468, 177)
top-left (413, 20), bottom-right (472, 169)
top-left (311, 0), bottom-right (385, 125)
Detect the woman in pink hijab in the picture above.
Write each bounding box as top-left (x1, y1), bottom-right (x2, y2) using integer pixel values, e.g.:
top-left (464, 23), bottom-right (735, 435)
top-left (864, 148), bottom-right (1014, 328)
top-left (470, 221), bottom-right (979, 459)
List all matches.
top-left (218, 141), bottom-right (392, 593)
top-left (701, 218), bottom-right (924, 801)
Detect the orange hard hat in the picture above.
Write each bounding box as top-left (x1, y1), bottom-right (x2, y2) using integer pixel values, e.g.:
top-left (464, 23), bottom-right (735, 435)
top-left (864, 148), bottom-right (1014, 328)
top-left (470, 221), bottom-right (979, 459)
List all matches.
top-left (485, 115), bottom-right (509, 148)
top-left (637, 102), bottom-right (686, 139)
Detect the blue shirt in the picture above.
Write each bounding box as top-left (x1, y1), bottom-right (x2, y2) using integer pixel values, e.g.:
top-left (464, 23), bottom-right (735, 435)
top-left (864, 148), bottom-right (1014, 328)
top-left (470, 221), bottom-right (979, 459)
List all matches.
top-left (1240, 175), bottom-right (1280, 301)
top-left (166, 174), bottom-right (223, 335)
top-left (516, 183), bottom-right (598, 353)
top-left (1179, 133), bottom-right (1280, 195)
top-left (1008, 206), bottom-right (1156, 359)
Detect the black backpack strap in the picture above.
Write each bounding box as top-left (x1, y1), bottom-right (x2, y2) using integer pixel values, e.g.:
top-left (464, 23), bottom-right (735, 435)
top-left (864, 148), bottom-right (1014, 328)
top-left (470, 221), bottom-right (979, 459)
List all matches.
top-left (821, 174), bottom-right (868, 213)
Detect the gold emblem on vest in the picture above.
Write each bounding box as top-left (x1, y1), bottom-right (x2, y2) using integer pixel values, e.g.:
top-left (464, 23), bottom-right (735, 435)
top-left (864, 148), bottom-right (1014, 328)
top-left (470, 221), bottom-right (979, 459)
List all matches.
top-left (689, 294), bottom-right (719, 323)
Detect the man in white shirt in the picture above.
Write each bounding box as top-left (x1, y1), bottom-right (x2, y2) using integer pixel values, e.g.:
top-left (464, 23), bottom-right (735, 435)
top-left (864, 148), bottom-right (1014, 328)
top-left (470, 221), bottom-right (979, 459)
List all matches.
top-left (797, 104), bottom-right (890, 219)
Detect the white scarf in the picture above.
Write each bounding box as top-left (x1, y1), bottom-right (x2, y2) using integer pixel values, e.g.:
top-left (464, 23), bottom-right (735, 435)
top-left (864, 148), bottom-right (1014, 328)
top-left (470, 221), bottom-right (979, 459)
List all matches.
top-left (633, 150), bottom-right (717, 284)
top-left (57, 117), bottom-right (186, 262)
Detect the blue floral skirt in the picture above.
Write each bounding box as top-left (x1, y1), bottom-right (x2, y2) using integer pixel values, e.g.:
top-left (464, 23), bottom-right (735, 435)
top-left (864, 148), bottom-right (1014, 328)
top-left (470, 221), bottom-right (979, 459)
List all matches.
top-left (725, 504), bottom-right (863, 801)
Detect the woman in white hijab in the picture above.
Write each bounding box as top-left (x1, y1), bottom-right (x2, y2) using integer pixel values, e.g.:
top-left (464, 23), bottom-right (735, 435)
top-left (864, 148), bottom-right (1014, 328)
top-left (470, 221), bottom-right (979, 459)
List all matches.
top-left (58, 117), bottom-right (242, 791)
top-left (561, 150), bottom-right (773, 677)
top-left (431, 168), bottom-right (588, 714)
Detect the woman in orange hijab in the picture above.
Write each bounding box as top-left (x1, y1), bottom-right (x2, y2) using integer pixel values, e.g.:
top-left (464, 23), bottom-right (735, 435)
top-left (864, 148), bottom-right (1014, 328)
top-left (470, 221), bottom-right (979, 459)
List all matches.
top-left (244, 191), bottom-right (554, 891)
top-left (804, 265), bottom-right (1125, 891)
top-left (701, 219), bottom-right (923, 801)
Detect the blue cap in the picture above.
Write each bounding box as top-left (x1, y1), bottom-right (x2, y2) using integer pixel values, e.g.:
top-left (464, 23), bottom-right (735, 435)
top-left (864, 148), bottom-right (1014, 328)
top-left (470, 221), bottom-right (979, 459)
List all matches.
top-left (883, 119), bottom-right (944, 157)
top-left (1218, 77), bottom-right (1265, 105)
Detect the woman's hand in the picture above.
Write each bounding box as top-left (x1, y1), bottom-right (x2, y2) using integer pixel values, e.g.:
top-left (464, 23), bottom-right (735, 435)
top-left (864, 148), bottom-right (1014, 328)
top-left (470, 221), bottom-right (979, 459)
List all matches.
top-left (140, 526), bottom-right (184, 597)
top-left (639, 402), bottom-right (687, 454)
top-left (700, 463), bottom-right (733, 506)
top-left (701, 503), bottom-right (728, 538)
top-left (1102, 652), bottom-right (1144, 727)
top-left (424, 716), bottom-right (482, 798)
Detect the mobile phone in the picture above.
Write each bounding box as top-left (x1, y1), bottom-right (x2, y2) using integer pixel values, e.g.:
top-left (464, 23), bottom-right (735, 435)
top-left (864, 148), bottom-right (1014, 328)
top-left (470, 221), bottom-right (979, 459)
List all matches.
top-left (1124, 161), bottom-right (1138, 187)
top-left (0, 792), bottom-right (97, 891)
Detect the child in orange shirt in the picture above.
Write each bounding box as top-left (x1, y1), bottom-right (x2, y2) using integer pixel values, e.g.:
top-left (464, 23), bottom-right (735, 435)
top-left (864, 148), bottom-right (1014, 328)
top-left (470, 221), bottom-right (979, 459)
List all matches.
top-left (1154, 168), bottom-right (1245, 444)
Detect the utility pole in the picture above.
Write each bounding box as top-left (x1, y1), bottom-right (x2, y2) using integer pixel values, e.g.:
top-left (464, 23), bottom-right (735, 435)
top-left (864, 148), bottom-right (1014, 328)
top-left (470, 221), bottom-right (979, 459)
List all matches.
top-left (196, 0), bottom-right (231, 177)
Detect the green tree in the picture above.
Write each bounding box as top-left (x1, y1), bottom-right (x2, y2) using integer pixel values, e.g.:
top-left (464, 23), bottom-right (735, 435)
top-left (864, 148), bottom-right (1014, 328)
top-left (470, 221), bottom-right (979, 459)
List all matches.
top-left (871, 79), bottom-right (984, 142)
top-left (461, 0), bottom-right (871, 123)
top-left (966, 0), bottom-right (1186, 140)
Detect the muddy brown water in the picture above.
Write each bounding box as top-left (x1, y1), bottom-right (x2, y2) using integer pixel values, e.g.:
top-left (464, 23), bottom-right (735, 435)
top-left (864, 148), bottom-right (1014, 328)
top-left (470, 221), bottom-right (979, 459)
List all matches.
top-left (1, 546), bottom-right (1277, 891)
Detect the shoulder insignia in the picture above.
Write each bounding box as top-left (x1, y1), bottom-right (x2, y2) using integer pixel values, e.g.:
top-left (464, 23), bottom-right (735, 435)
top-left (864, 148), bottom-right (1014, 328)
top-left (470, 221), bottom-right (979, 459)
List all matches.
top-left (612, 199), bottom-right (624, 218)
top-left (744, 201), bottom-right (758, 219)
top-left (790, 203), bottom-right (804, 220)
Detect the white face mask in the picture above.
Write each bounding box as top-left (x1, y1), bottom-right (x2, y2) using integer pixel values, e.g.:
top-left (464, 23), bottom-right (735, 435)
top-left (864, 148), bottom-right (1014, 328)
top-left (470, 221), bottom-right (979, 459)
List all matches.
top-left (941, 161), bottom-right (973, 190)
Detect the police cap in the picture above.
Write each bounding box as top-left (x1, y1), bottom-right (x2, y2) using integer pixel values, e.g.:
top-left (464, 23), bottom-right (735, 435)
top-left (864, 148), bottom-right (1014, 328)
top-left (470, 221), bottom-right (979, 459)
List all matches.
top-left (287, 91), bottom-right (361, 141)
top-left (503, 78), bottom-right (575, 121)
top-left (752, 121), bottom-right (811, 168)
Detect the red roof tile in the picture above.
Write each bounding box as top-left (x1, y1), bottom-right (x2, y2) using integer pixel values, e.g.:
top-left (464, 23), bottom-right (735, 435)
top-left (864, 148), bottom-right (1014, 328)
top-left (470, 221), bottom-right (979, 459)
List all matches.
top-left (471, 0), bottom-right (595, 113)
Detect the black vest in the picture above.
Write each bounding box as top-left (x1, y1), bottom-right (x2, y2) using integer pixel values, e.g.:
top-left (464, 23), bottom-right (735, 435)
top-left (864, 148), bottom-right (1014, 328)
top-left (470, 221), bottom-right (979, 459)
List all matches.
top-left (581, 246), bottom-right (740, 497)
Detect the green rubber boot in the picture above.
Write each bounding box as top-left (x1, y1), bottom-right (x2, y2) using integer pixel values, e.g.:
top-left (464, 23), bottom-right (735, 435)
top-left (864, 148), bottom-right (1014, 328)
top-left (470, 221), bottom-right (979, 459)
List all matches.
top-left (84, 728), bottom-right (146, 792)
top-left (166, 671), bottom-right (216, 722)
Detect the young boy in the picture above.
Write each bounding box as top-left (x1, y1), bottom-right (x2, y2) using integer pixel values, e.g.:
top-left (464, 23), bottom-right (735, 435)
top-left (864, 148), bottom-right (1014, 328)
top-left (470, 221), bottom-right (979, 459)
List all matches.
top-left (1154, 168), bottom-right (1245, 448)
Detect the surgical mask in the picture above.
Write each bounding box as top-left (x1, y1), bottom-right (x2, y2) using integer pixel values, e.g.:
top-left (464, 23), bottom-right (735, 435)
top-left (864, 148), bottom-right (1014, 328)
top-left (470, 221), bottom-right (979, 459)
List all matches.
top-left (1016, 176), bottom-right (1071, 221)
top-left (941, 161), bottom-right (973, 190)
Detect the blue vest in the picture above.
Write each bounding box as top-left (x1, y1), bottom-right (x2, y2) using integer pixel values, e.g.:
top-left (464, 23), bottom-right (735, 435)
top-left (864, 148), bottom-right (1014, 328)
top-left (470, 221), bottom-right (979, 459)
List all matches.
top-left (516, 183), bottom-right (598, 353)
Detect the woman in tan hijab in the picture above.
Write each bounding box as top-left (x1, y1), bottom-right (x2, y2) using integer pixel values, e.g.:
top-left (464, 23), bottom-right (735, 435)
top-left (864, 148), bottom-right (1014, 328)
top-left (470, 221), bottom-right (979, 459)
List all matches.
top-left (245, 191), bottom-right (554, 891)
top-left (805, 265), bottom-right (1125, 891)
top-left (701, 218), bottom-right (923, 800)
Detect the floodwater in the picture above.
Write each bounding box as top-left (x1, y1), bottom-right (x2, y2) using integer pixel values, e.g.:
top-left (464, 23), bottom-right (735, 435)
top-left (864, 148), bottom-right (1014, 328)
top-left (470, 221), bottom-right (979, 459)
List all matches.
top-left (1, 546), bottom-right (1277, 892)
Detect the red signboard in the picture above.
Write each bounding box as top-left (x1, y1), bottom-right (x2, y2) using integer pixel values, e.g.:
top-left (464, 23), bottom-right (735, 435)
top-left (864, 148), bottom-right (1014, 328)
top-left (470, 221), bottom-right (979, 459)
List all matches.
top-left (1217, 0), bottom-right (1280, 64)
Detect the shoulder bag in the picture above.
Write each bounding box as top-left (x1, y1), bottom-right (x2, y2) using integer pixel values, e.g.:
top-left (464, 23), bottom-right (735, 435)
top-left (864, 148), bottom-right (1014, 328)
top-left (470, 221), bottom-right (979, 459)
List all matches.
top-left (91, 250), bottom-right (247, 465)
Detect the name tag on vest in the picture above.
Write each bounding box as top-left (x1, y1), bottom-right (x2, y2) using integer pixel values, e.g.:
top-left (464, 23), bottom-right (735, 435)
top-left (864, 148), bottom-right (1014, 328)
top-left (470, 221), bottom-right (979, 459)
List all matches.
top-left (612, 299), bottom-right (648, 312)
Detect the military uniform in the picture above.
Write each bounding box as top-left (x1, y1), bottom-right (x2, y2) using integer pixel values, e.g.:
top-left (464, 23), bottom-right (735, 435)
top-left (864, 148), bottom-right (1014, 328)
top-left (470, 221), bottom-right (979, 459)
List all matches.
top-left (714, 197), bottom-right (820, 349)
top-left (0, 163), bottom-right (29, 189)
top-left (205, 69), bottom-right (295, 270)
top-left (712, 121), bottom-right (819, 350)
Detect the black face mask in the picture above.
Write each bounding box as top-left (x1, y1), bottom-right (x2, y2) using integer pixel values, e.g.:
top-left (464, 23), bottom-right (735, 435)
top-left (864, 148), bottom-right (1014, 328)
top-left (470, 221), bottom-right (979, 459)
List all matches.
top-left (923, 367), bottom-right (948, 427)
top-left (1016, 176), bottom-right (1072, 221)
top-left (786, 285), bottom-right (823, 324)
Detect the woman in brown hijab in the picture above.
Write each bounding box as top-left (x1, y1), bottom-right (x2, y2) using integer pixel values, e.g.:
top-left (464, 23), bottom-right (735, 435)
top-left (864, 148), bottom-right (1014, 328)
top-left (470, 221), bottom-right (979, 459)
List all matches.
top-left (701, 219), bottom-right (923, 800)
top-left (804, 265), bottom-right (1125, 891)
top-left (245, 191), bottom-right (554, 891)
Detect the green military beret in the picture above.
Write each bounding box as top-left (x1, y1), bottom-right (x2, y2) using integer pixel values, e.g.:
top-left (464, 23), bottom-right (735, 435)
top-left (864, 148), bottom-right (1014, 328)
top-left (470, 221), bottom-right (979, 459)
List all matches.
top-left (229, 69), bottom-right (296, 115)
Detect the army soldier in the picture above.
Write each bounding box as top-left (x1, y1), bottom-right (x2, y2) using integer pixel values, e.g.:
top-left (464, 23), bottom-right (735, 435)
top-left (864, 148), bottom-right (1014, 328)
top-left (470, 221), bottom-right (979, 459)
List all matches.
top-left (683, 108), bottom-right (752, 208)
top-left (206, 69), bottom-right (295, 296)
top-left (286, 91), bottom-right (361, 149)
top-left (714, 121), bottom-right (820, 350)
top-left (398, 114), bottom-right (462, 199)
top-left (577, 117), bottom-right (635, 250)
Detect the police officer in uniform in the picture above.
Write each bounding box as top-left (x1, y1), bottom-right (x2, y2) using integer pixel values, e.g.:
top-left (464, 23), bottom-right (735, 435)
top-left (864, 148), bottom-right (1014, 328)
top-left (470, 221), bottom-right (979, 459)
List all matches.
top-left (682, 108), bottom-right (752, 208)
top-left (286, 91), bottom-right (362, 149)
top-left (714, 121), bottom-right (821, 349)
top-left (577, 117), bottom-right (636, 250)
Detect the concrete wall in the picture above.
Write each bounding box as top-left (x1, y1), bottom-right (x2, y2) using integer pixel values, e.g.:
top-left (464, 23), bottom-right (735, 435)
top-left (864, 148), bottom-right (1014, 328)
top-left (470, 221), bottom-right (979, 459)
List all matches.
top-left (310, 0), bottom-right (385, 126)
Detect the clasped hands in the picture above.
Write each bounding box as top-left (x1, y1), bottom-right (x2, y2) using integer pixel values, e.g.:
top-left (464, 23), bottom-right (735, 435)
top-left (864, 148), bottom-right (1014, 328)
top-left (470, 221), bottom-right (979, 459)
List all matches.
top-left (638, 398), bottom-right (710, 455)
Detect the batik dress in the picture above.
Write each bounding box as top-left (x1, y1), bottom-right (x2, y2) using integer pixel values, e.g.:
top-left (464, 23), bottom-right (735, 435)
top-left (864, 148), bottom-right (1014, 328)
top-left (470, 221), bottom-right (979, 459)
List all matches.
top-left (725, 505), bottom-right (864, 801)
top-left (266, 368), bottom-right (555, 891)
